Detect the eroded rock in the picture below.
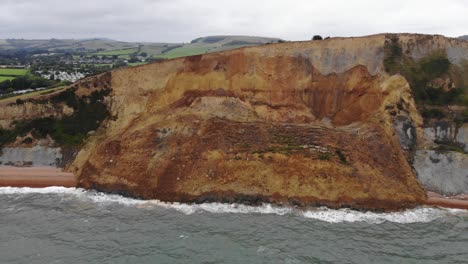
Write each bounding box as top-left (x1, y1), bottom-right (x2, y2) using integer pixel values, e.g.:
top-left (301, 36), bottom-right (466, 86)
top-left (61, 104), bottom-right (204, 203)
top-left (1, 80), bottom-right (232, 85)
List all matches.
top-left (414, 150), bottom-right (468, 195)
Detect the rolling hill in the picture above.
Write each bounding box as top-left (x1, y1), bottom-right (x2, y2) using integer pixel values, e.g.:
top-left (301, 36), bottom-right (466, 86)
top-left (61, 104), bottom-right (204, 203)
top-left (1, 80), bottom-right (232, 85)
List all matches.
top-left (0, 36), bottom-right (283, 59)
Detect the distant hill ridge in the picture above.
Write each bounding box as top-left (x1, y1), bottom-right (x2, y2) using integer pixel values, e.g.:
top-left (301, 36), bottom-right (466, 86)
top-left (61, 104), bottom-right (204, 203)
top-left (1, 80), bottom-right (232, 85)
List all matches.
top-left (190, 35), bottom-right (282, 44)
top-left (0, 35), bottom-right (282, 53)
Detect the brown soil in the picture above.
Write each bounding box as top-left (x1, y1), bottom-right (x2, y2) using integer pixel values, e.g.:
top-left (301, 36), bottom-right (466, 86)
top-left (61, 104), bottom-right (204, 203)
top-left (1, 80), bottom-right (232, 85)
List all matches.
top-left (0, 166), bottom-right (76, 188)
top-left (67, 38), bottom-right (429, 211)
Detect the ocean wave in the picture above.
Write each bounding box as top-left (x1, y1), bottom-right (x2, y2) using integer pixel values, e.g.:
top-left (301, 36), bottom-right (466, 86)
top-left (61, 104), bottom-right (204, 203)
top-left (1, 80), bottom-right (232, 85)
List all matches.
top-left (0, 187), bottom-right (465, 223)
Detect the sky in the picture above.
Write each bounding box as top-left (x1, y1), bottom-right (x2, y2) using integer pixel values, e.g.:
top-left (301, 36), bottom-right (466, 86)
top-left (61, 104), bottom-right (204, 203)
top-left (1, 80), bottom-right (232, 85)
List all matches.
top-left (0, 0), bottom-right (467, 42)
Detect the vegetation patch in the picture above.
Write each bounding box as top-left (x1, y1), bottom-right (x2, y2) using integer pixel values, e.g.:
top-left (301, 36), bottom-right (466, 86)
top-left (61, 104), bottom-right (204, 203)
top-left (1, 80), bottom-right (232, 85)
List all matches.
top-left (384, 35), bottom-right (466, 107)
top-left (154, 46), bottom-right (211, 59)
top-left (0, 88), bottom-right (110, 148)
top-left (454, 109), bottom-right (468, 126)
top-left (384, 35), bottom-right (467, 128)
top-left (420, 108), bottom-right (446, 120)
top-left (335, 149), bottom-right (348, 165)
top-left (0, 76), bottom-right (15, 82)
top-left (94, 48), bottom-right (137, 56)
top-left (0, 86), bottom-right (66, 104)
top-left (0, 68), bottom-right (28, 76)
top-left (433, 141), bottom-right (467, 154)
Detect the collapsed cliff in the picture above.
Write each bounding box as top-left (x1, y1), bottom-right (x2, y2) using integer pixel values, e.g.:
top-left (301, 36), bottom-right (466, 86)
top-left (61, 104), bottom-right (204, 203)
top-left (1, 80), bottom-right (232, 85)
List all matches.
top-left (69, 34), bottom-right (439, 210)
top-left (1, 33), bottom-right (467, 210)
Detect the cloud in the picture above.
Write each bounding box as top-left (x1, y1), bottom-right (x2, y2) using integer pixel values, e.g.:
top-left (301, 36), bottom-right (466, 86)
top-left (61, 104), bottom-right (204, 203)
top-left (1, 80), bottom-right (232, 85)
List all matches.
top-left (0, 0), bottom-right (466, 42)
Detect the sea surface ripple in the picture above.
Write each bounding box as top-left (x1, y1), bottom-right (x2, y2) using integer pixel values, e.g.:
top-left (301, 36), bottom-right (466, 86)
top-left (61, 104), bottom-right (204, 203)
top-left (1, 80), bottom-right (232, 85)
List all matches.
top-left (1, 187), bottom-right (467, 264)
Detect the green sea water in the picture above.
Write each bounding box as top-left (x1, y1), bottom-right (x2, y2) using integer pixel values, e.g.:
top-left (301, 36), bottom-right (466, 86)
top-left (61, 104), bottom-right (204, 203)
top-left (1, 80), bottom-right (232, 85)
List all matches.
top-left (0, 187), bottom-right (467, 264)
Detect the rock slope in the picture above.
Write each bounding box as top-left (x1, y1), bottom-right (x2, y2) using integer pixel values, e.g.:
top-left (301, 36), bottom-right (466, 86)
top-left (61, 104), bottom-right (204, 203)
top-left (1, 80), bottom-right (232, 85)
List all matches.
top-left (3, 33), bottom-right (467, 210)
top-left (68, 34), bottom-right (440, 210)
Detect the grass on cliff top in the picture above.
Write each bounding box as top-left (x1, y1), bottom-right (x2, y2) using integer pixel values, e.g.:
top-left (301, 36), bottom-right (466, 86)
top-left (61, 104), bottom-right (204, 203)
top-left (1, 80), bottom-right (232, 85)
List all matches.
top-left (94, 48), bottom-right (138, 56)
top-left (0, 76), bottom-right (16, 82)
top-left (0, 86), bottom-right (67, 105)
top-left (154, 45), bottom-right (211, 59)
top-left (0, 68), bottom-right (29, 76)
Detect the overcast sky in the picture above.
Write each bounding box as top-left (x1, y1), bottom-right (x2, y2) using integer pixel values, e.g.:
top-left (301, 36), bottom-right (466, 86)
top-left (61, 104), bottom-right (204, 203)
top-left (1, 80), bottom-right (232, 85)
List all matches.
top-left (1, 0), bottom-right (467, 42)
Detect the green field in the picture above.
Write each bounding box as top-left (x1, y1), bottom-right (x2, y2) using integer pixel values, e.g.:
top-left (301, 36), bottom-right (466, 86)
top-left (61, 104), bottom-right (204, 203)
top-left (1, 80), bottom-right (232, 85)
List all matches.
top-left (128, 62), bottom-right (149, 67)
top-left (0, 76), bottom-right (16, 82)
top-left (93, 63), bottom-right (114, 67)
top-left (94, 48), bottom-right (138, 56)
top-left (0, 86), bottom-right (67, 104)
top-left (0, 68), bottom-right (28, 76)
top-left (154, 45), bottom-right (211, 59)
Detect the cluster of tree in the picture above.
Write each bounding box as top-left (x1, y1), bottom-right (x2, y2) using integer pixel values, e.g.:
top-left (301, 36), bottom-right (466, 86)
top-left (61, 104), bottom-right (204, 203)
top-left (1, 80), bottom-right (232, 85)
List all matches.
top-left (311, 35), bottom-right (331, 40)
top-left (0, 49), bottom-right (49, 65)
top-left (0, 74), bottom-right (59, 94)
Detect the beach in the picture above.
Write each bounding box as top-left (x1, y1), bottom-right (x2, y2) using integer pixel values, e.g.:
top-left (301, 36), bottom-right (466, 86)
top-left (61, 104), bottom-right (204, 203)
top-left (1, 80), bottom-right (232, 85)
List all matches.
top-left (1, 166), bottom-right (467, 210)
top-left (0, 166), bottom-right (76, 188)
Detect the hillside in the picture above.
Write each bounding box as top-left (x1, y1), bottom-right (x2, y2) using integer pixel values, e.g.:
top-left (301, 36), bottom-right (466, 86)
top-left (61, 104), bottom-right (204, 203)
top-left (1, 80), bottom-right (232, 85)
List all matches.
top-left (0, 36), bottom-right (283, 58)
top-left (1, 33), bottom-right (467, 210)
top-left (0, 38), bottom-right (140, 52)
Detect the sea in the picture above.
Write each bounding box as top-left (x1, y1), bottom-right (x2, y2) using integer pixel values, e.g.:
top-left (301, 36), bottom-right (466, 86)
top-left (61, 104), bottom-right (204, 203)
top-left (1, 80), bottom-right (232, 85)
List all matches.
top-left (0, 187), bottom-right (467, 264)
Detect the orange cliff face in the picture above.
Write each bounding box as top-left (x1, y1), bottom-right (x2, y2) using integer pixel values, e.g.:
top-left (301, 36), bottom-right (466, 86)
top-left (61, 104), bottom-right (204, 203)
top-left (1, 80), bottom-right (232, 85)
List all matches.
top-left (65, 34), bottom-right (432, 210)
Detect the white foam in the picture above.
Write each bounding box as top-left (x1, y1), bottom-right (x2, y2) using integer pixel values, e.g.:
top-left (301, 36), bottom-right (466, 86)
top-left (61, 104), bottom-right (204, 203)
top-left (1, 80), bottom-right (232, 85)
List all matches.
top-left (141, 201), bottom-right (294, 216)
top-left (0, 187), bottom-right (465, 223)
top-left (301, 207), bottom-right (464, 224)
top-left (0, 187), bottom-right (146, 206)
top-left (0, 186), bottom-right (83, 195)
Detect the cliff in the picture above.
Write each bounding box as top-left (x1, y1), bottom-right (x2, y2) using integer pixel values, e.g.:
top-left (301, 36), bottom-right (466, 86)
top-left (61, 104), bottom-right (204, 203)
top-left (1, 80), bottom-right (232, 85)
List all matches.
top-left (70, 34), bottom-right (438, 210)
top-left (2, 33), bottom-right (467, 210)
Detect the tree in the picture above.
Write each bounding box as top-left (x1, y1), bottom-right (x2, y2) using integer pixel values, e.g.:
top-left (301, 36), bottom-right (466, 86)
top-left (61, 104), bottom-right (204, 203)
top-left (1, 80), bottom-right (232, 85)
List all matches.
top-left (312, 35), bottom-right (323, 40)
top-left (140, 52), bottom-right (148, 57)
top-left (0, 80), bottom-right (12, 92)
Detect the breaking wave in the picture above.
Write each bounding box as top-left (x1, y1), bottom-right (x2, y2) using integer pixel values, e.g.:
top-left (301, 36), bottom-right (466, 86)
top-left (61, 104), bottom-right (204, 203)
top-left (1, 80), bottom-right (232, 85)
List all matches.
top-left (0, 187), bottom-right (465, 224)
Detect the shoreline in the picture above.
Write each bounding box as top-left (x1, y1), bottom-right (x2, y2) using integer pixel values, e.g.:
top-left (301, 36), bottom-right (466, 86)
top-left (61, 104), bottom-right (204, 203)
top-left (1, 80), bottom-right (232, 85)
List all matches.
top-left (1, 166), bottom-right (467, 210)
top-left (425, 191), bottom-right (468, 210)
top-left (0, 166), bottom-right (76, 188)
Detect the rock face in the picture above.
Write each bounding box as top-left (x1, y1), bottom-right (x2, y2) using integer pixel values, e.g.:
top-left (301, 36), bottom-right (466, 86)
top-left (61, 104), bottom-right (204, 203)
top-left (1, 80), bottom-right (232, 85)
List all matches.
top-left (414, 150), bottom-right (468, 194)
top-left (0, 101), bottom-right (73, 129)
top-left (66, 34), bottom-right (444, 210)
top-left (3, 33), bottom-right (466, 210)
top-left (0, 146), bottom-right (62, 167)
top-left (456, 124), bottom-right (468, 152)
top-left (415, 122), bottom-right (468, 195)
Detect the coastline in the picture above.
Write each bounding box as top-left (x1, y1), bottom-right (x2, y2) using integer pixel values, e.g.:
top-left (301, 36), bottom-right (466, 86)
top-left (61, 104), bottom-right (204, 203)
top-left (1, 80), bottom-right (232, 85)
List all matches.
top-left (0, 166), bottom-right (76, 188)
top-left (425, 191), bottom-right (468, 210)
top-left (0, 166), bottom-right (467, 210)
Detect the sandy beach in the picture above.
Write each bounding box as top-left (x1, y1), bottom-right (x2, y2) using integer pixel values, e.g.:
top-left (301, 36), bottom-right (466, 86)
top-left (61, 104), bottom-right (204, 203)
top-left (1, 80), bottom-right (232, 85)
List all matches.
top-left (1, 166), bottom-right (467, 210)
top-left (425, 191), bottom-right (468, 210)
top-left (0, 166), bottom-right (76, 188)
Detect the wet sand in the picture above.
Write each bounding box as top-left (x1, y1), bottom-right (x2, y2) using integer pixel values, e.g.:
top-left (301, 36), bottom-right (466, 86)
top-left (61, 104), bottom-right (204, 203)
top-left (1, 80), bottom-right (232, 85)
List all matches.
top-left (0, 166), bottom-right (76, 188)
top-left (1, 166), bottom-right (467, 210)
top-left (425, 191), bottom-right (468, 210)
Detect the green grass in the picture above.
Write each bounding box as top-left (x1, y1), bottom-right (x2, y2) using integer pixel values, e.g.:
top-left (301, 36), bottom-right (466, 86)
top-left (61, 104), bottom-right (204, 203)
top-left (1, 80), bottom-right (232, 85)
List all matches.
top-left (0, 86), bottom-right (67, 104)
top-left (154, 45), bottom-right (211, 59)
top-left (0, 76), bottom-right (15, 82)
top-left (94, 48), bottom-right (137, 56)
top-left (0, 68), bottom-right (28, 76)
top-left (94, 63), bottom-right (113, 67)
top-left (128, 62), bottom-right (149, 67)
